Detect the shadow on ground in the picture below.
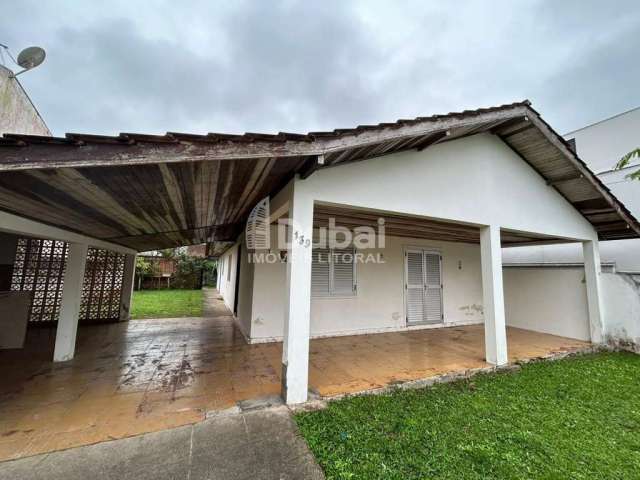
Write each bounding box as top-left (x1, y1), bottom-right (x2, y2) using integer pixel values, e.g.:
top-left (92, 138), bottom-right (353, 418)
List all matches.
top-left (0, 407), bottom-right (324, 480)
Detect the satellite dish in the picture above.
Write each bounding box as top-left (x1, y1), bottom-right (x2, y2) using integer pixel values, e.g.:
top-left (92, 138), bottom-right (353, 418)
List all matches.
top-left (16, 46), bottom-right (46, 70)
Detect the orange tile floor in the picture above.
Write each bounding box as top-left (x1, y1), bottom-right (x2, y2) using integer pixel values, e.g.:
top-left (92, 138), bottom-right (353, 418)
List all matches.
top-left (0, 297), bottom-right (588, 461)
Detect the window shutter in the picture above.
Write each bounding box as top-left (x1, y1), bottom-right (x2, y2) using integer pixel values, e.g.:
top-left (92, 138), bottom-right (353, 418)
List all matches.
top-left (331, 248), bottom-right (355, 294)
top-left (405, 250), bottom-right (425, 324)
top-left (424, 253), bottom-right (442, 323)
top-left (311, 248), bottom-right (330, 296)
top-left (245, 197), bottom-right (270, 250)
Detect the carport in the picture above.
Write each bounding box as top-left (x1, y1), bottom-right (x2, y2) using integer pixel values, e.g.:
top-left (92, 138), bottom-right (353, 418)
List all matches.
top-left (0, 128), bottom-right (321, 460)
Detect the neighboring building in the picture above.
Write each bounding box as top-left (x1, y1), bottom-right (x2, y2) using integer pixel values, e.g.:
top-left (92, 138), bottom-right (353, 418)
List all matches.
top-left (0, 65), bottom-right (50, 136)
top-left (503, 107), bottom-right (640, 272)
top-left (186, 244), bottom-right (207, 258)
top-left (137, 253), bottom-right (177, 289)
top-left (137, 245), bottom-right (207, 289)
top-left (0, 64), bottom-right (51, 291)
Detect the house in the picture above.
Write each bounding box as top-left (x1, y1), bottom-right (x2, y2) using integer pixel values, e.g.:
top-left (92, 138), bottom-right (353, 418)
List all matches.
top-left (1, 99), bottom-right (638, 412)
top-left (2, 96), bottom-right (640, 460)
top-left (208, 101), bottom-right (639, 403)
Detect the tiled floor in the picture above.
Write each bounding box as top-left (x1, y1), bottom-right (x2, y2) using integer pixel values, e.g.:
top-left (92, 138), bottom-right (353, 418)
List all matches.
top-left (0, 293), bottom-right (588, 461)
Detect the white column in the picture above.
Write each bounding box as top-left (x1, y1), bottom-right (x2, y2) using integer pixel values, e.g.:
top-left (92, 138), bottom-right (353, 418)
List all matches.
top-left (480, 225), bottom-right (508, 365)
top-left (281, 179), bottom-right (314, 404)
top-left (53, 242), bottom-right (88, 362)
top-left (119, 253), bottom-right (136, 321)
top-left (582, 240), bottom-right (604, 343)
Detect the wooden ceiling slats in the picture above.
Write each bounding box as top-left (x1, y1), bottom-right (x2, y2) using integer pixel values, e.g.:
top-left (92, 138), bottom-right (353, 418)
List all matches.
top-left (0, 184), bottom-right (124, 238)
top-left (230, 157), bottom-right (276, 224)
top-left (0, 170), bottom-right (130, 236)
top-left (227, 158), bottom-right (268, 223)
top-left (160, 163), bottom-right (189, 231)
top-left (313, 206), bottom-right (567, 246)
top-left (28, 169), bottom-right (148, 236)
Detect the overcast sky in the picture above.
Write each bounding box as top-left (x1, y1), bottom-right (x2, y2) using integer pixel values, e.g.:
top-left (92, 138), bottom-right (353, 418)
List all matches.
top-left (2, 0), bottom-right (639, 137)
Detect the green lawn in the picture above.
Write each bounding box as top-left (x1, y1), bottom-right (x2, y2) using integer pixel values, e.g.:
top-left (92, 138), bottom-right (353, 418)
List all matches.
top-left (295, 352), bottom-right (640, 480)
top-left (130, 289), bottom-right (203, 319)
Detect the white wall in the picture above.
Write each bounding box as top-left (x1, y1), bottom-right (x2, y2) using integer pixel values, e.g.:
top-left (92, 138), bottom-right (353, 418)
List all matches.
top-left (218, 238), bottom-right (255, 338)
top-left (235, 239), bottom-right (254, 337)
top-left (218, 243), bottom-right (238, 312)
top-left (300, 133), bottom-right (597, 241)
top-left (601, 272), bottom-right (640, 347)
top-left (503, 267), bottom-right (640, 347)
top-left (249, 235), bottom-right (484, 341)
top-left (248, 239), bottom-right (599, 344)
top-left (503, 267), bottom-right (591, 341)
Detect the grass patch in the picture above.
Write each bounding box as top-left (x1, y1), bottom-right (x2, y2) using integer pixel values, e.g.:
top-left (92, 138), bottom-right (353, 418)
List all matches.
top-left (295, 352), bottom-right (640, 479)
top-left (131, 289), bottom-right (203, 319)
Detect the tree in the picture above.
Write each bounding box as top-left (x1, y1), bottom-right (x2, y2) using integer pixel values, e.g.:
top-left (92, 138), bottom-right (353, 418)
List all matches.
top-left (135, 256), bottom-right (154, 290)
top-left (171, 252), bottom-right (216, 289)
top-left (615, 148), bottom-right (640, 180)
top-left (159, 248), bottom-right (179, 259)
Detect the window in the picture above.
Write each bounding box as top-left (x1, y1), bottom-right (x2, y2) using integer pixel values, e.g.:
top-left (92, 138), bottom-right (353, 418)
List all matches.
top-left (311, 247), bottom-right (356, 297)
top-left (227, 255), bottom-right (231, 281)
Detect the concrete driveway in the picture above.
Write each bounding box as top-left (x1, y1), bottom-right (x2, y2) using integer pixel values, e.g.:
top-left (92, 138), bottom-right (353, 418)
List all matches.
top-left (0, 407), bottom-right (324, 480)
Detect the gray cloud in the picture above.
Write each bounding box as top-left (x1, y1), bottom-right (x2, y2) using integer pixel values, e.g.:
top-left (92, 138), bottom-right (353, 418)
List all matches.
top-left (2, 0), bottom-right (639, 136)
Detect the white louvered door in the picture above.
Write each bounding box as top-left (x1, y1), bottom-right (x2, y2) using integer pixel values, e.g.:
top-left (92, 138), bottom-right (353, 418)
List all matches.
top-left (405, 249), bottom-right (443, 325)
top-left (405, 250), bottom-right (425, 324)
top-left (423, 253), bottom-right (443, 324)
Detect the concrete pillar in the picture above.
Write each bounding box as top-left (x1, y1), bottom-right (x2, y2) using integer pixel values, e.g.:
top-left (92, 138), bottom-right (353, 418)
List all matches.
top-left (281, 179), bottom-right (314, 404)
top-left (480, 225), bottom-right (508, 365)
top-left (53, 242), bottom-right (88, 362)
top-left (119, 253), bottom-right (136, 321)
top-left (0, 232), bottom-right (19, 290)
top-left (583, 240), bottom-right (604, 343)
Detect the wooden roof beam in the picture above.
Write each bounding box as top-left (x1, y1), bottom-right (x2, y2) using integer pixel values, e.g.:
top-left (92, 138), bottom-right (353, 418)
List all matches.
top-left (298, 154), bottom-right (325, 179)
top-left (416, 130), bottom-right (450, 151)
top-left (582, 207), bottom-right (617, 215)
top-left (491, 116), bottom-right (530, 136)
top-left (546, 173), bottom-right (585, 186)
top-left (498, 123), bottom-right (534, 139)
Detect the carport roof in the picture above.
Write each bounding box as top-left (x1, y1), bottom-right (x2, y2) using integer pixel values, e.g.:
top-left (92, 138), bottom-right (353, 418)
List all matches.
top-left (0, 100), bottom-right (638, 252)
